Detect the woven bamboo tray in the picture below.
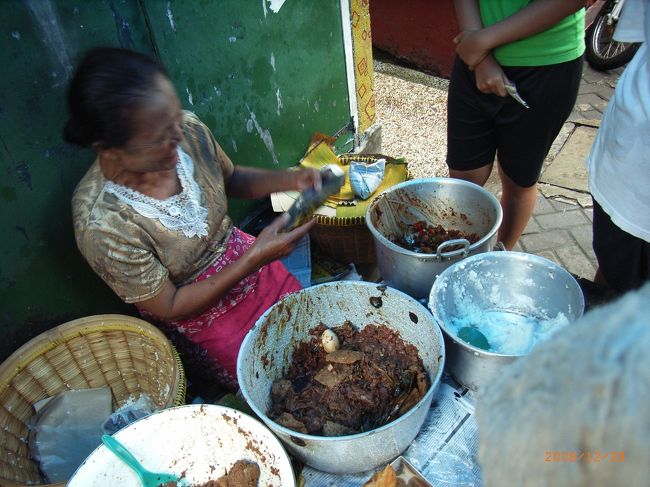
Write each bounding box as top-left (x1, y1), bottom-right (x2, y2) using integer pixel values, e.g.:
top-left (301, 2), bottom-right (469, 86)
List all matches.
top-left (0, 314), bottom-right (186, 487)
top-left (311, 153), bottom-right (407, 265)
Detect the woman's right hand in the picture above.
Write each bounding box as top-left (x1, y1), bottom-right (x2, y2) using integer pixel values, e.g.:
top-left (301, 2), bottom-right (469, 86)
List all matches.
top-left (454, 29), bottom-right (490, 70)
top-left (474, 54), bottom-right (508, 97)
top-left (137, 213), bottom-right (313, 322)
top-left (247, 213), bottom-right (315, 268)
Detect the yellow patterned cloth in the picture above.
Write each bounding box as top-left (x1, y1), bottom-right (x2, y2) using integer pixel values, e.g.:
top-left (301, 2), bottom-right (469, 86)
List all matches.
top-left (298, 133), bottom-right (408, 218)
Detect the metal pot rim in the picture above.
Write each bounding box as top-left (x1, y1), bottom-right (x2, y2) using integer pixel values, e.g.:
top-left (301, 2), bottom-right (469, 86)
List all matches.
top-left (428, 251), bottom-right (585, 357)
top-left (365, 178), bottom-right (503, 259)
top-left (237, 281), bottom-right (447, 442)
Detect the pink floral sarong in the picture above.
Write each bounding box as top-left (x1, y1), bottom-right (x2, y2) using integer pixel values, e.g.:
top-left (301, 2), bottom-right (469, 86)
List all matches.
top-left (139, 227), bottom-right (301, 390)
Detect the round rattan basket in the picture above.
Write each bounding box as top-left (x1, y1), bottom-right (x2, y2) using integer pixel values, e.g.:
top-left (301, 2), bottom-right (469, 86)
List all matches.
top-left (312, 214), bottom-right (374, 264)
top-left (0, 314), bottom-right (186, 487)
top-left (311, 153), bottom-right (407, 265)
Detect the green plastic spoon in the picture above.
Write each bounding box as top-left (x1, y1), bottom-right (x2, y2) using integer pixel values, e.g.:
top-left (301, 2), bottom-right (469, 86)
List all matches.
top-left (457, 326), bottom-right (491, 351)
top-left (101, 434), bottom-right (188, 487)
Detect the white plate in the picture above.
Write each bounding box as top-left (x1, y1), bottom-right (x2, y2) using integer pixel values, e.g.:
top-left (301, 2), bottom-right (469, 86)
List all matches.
top-left (68, 404), bottom-right (295, 486)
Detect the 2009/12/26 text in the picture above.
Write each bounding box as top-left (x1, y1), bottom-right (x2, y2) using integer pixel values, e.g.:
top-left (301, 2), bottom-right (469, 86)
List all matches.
top-left (545, 451), bottom-right (625, 463)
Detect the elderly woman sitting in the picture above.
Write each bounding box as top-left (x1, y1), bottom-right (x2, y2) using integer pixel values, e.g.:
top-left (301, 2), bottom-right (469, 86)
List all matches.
top-left (65, 47), bottom-right (319, 389)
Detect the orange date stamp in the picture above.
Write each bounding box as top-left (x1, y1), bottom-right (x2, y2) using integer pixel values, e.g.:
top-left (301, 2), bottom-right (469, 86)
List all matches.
top-left (545, 451), bottom-right (625, 463)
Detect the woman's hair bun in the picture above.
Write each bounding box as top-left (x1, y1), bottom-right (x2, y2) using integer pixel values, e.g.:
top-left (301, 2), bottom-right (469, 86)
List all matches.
top-left (63, 47), bottom-right (167, 149)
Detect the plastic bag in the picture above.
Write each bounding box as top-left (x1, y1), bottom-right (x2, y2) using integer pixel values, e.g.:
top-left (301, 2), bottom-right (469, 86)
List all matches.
top-left (28, 388), bottom-right (112, 483)
top-left (102, 394), bottom-right (155, 435)
top-left (349, 158), bottom-right (386, 200)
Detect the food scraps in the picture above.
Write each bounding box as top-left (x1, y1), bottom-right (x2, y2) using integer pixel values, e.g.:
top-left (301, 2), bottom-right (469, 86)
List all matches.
top-left (395, 220), bottom-right (479, 253)
top-left (268, 321), bottom-right (429, 436)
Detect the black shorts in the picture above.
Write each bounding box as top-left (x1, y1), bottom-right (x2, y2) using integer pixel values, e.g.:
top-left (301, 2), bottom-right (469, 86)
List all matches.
top-left (447, 55), bottom-right (582, 187)
top-left (592, 199), bottom-right (650, 293)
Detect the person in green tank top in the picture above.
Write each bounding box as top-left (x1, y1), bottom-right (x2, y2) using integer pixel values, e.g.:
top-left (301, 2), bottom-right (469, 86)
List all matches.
top-left (446, 1), bottom-right (585, 250)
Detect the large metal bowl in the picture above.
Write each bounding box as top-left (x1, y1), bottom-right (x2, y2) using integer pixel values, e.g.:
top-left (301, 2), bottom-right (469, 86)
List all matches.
top-left (69, 405), bottom-right (295, 486)
top-left (237, 282), bottom-right (445, 474)
top-left (366, 178), bottom-right (502, 299)
top-left (429, 252), bottom-right (584, 391)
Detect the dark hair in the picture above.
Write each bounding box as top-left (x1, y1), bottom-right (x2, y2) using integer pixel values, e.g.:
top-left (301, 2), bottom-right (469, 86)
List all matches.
top-left (63, 47), bottom-right (168, 148)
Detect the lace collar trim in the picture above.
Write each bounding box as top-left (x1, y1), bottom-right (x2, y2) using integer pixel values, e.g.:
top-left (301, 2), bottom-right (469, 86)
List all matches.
top-left (103, 148), bottom-right (209, 238)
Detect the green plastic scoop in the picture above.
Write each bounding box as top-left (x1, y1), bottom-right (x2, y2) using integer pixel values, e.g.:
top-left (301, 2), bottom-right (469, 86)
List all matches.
top-left (457, 326), bottom-right (491, 351)
top-left (101, 434), bottom-right (188, 487)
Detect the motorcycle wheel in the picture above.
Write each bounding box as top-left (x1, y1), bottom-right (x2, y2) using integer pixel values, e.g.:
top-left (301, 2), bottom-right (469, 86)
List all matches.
top-left (585, 7), bottom-right (640, 71)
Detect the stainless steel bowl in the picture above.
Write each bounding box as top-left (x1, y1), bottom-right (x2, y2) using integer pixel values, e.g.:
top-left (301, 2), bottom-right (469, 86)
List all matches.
top-left (237, 282), bottom-right (445, 474)
top-left (366, 178), bottom-right (503, 299)
top-left (429, 251), bottom-right (584, 391)
top-left (69, 405), bottom-right (295, 487)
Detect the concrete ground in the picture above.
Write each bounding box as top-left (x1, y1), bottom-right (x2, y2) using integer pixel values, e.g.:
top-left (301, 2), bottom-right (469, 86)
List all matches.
top-left (374, 60), bottom-right (624, 280)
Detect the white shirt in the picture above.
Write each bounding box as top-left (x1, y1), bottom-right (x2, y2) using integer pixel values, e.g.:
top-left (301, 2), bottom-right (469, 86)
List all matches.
top-left (586, 0), bottom-right (650, 242)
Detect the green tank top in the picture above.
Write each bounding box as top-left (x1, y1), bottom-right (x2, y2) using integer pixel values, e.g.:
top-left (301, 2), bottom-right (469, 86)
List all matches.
top-left (479, 1), bottom-right (585, 66)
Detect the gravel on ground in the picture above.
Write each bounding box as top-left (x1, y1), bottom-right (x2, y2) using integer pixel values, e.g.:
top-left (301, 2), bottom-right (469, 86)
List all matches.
top-left (373, 67), bottom-right (449, 180)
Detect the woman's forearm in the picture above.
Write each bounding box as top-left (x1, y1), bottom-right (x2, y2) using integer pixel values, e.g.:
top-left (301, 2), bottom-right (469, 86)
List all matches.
top-left (480, 0), bottom-right (586, 50)
top-left (136, 211), bottom-right (311, 321)
top-left (226, 166), bottom-right (297, 199)
top-left (139, 252), bottom-right (262, 321)
top-left (454, 0), bottom-right (484, 31)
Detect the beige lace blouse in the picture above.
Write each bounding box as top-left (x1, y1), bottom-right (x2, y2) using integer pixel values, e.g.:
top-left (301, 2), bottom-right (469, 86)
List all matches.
top-left (72, 111), bottom-right (235, 303)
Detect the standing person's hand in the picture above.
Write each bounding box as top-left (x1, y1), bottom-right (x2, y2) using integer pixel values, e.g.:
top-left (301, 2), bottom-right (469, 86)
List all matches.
top-left (294, 167), bottom-right (322, 192)
top-left (454, 29), bottom-right (490, 70)
top-left (474, 54), bottom-right (508, 97)
top-left (247, 213), bottom-right (315, 268)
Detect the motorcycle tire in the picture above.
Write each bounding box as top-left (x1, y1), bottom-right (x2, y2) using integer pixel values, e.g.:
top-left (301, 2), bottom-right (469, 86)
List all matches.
top-left (585, 7), bottom-right (641, 71)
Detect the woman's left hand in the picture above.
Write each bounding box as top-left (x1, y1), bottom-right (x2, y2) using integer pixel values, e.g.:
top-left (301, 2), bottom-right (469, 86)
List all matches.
top-left (474, 54), bottom-right (508, 97)
top-left (294, 167), bottom-right (322, 192)
top-left (454, 29), bottom-right (490, 71)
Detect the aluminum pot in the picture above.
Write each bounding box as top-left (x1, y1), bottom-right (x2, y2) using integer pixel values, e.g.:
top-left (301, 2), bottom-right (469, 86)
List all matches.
top-left (237, 281), bottom-right (445, 474)
top-left (429, 252), bottom-right (584, 391)
top-left (366, 178), bottom-right (503, 299)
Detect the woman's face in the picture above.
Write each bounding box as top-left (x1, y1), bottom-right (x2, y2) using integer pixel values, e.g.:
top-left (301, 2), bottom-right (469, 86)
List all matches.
top-left (111, 74), bottom-right (184, 173)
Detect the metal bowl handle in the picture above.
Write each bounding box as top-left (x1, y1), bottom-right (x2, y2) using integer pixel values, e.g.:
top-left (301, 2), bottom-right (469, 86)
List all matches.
top-left (435, 238), bottom-right (471, 259)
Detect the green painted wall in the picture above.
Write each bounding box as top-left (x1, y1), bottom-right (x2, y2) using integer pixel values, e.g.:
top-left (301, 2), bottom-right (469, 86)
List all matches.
top-left (0, 0), bottom-right (351, 360)
top-left (145, 0), bottom-right (351, 221)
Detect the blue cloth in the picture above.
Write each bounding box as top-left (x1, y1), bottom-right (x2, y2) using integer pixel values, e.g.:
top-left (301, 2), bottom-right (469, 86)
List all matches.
top-left (281, 234), bottom-right (312, 288)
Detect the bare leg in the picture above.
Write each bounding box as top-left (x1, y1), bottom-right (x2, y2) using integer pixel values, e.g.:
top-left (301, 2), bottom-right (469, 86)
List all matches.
top-left (448, 163), bottom-right (493, 187)
top-left (496, 164), bottom-right (538, 250)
